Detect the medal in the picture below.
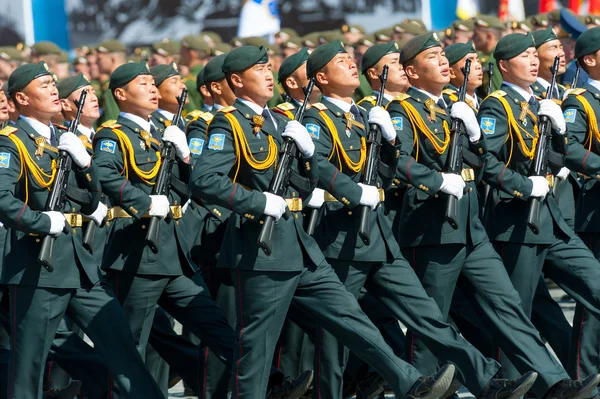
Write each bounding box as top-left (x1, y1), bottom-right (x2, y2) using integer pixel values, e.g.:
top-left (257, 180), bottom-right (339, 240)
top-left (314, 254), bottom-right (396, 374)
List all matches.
top-left (140, 130), bottom-right (152, 150)
top-left (252, 115), bottom-right (265, 136)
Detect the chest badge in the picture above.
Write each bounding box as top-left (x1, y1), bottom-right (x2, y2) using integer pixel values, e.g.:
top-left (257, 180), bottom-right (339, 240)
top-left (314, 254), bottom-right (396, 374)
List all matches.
top-left (35, 136), bottom-right (47, 157)
top-left (140, 130), bottom-right (152, 150)
top-left (252, 115), bottom-right (264, 138)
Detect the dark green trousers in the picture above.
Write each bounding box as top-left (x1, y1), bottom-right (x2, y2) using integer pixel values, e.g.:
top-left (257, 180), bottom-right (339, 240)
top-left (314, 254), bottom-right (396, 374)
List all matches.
top-left (230, 262), bottom-right (423, 399)
top-left (315, 256), bottom-right (500, 399)
top-left (404, 241), bottom-right (567, 397)
top-left (7, 281), bottom-right (164, 399)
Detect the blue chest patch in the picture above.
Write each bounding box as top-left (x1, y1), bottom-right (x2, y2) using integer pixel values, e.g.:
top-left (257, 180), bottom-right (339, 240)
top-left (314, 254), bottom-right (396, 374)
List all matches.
top-left (0, 153), bottom-right (10, 168)
top-left (208, 133), bottom-right (225, 151)
top-left (189, 138), bottom-right (204, 156)
top-left (306, 124), bottom-right (320, 140)
top-left (563, 109), bottom-right (576, 123)
top-left (99, 140), bottom-right (116, 153)
top-left (480, 117), bottom-right (496, 135)
top-left (391, 117), bottom-right (403, 131)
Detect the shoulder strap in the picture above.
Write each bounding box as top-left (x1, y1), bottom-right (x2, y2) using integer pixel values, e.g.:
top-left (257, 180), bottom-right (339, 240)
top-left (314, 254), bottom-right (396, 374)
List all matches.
top-left (311, 102), bottom-right (328, 111)
top-left (391, 93), bottom-right (411, 102)
top-left (0, 126), bottom-right (17, 136)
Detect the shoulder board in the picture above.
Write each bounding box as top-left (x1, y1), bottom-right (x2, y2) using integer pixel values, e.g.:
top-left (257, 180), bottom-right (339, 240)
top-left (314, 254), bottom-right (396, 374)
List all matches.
top-left (218, 106), bottom-right (236, 114)
top-left (488, 90), bottom-right (507, 99)
top-left (276, 102), bottom-right (295, 111)
top-left (357, 104), bottom-right (367, 112)
top-left (391, 93), bottom-right (411, 102)
top-left (53, 123), bottom-right (67, 130)
top-left (0, 126), bottom-right (17, 136)
top-left (98, 120), bottom-right (121, 130)
top-left (570, 88), bottom-right (587, 96)
top-left (187, 110), bottom-right (214, 122)
top-left (311, 102), bottom-right (328, 111)
top-left (442, 89), bottom-right (457, 95)
top-left (358, 95), bottom-right (377, 105)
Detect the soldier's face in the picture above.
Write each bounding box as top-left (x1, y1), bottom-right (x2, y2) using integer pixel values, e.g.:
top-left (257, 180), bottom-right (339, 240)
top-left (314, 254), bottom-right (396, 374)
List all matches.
top-left (454, 31), bottom-right (473, 44)
top-left (20, 75), bottom-right (61, 116)
top-left (502, 48), bottom-right (539, 86)
top-left (378, 53), bottom-right (408, 92)
top-left (0, 60), bottom-right (12, 81)
top-left (150, 53), bottom-right (169, 67)
top-left (538, 39), bottom-right (566, 75)
top-left (238, 62), bottom-right (274, 105)
top-left (70, 85), bottom-right (100, 121)
top-left (96, 52), bottom-right (113, 75)
top-left (452, 53), bottom-right (483, 89)
top-left (412, 47), bottom-right (450, 87)
top-left (158, 75), bottom-right (186, 107)
top-left (120, 74), bottom-right (159, 113)
top-left (0, 90), bottom-right (9, 122)
top-left (323, 53), bottom-right (360, 89)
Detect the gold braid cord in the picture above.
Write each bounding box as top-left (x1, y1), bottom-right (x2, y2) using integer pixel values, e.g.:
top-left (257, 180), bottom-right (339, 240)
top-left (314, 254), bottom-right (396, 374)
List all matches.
top-left (574, 95), bottom-right (600, 152)
top-left (399, 101), bottom-right (450, 161)
top-left (319, 110), bottom-right (366, 173)
top-left (495, 96), bottom-right (538, 165)
top-left (111, 128), bottom-right (162, 185)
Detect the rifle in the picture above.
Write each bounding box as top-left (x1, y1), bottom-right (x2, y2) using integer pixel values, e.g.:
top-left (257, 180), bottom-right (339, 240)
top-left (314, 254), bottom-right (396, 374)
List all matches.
top-left (38, 90), bottom-right (88, 272)
top-left (257, 78), bottom-right (315, 255)
top-left (487, 62), bottom-right (494, 96)
top-left (527, 56), bottom-right (560, 234)
top-left (445, 59), bottom-right (472, 230)
top-left (146, 88), bottom-right (188, 253)
top-left (571, 60), bottom-right (581, 89)
top-left (357, 65), bottom-right (389, 245)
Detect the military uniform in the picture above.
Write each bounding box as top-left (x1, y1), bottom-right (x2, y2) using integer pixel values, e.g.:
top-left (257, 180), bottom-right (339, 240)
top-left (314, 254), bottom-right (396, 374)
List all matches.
top-left (97, 79), bottom-right (120, 127)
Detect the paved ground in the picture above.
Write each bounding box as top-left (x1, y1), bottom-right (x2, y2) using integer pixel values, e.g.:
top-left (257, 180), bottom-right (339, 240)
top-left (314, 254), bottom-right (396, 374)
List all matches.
top-left (166, 284), bottom-right (576, 399)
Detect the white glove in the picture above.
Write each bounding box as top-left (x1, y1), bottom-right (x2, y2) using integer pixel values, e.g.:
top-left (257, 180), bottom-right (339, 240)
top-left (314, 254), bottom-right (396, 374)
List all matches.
top-left (263, 192), bottom-right (288, 220)
top-left (439, 173), bottom-right (466, 200)
top-left (283, 121), bottom-right (315, 157)
top-left (182, 199), bottom-right (191, 214)
top-left (450, 102), bottom-right (481, 142)
top-left (556, 167), bottom-right (570, 181)
top-left (83, 202), bottom-right (108, 226)
top-left (44, 211), bottom-right (66, 235)
top-left (538, 99), bottom-right (566, 134)
top-left (58, 132), bottom-right (92, 168)
top-left (368, 106), bottom-right (396, 142)
top-left (149, 195), bottom-right (170, 218)
top-left (528, 176), bottom-right (550, 198)
top-left (358, 183), bottom-right (380, 210)
top-left (306, 188), bottom-right (325, 209)
top-left (163, 125), bottom-right (191, 160)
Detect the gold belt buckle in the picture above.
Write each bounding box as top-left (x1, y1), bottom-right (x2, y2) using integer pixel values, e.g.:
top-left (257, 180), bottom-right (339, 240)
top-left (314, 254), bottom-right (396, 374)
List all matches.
top-left (546, 175), bottom-right (555, 188)
top-left (170, 206), bottom-right (182, 219)
top-left (461, 168), bottom-right (475, 182)
top-left (378, 188), bottom-right (385, 202)
top-left (64, 213), bottom-right (82, 227)
top-left (285, 198), bottom-right (303, 212)
top-left (107, 208), bottom-right (114, 221)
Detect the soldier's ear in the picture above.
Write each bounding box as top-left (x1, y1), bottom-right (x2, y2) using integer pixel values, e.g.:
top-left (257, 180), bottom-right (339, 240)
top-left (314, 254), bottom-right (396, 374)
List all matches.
top-left (285, 76), bottom-right (298, 90)
top-left (315, 71), bottom-right (328, 87)
top-left (366, 67), bottom-right (378, 82)
top-left (211, 81), bottom-right (222, 95)
top-left (449, 66), bottom-right (457, 80)
top-left (113, 87), bottom-right (127, 102)
top-left (13, 91), bottom-right (28, 108)
top-left (498, 60), bottom-right (509, 75)
top-left (229, 72), bottom-right (244, 89)
top-left (60, 98), bottom-right (72, 112)
top-left (583, 54), bottom-right (596, 69)
top-left (404, 64), bottom-right (418, 80)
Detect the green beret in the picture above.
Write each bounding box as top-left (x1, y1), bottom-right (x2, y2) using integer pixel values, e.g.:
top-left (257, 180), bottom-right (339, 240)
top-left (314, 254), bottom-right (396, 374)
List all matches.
top-left (57, 73), bottom-right (90, 99)
top-left (473, 15), bottom-right (505, 30)
top-left (199, 31), bottom-right (223, 45)
top-left (222, 45), bottom-right (268, 73)
top-left (361, 41), bottom-right (400, 73)
top-left (399, 32), bottom-right (442, 64)
top-left (394, 21), bottom-right (427, 35)
top-left (0, 47), bottom-right (24, 62)
top-left (282, 37), bottom-right (302, 50)
top-left (493, 32), bottom-right (535, 61)
top-left (109, 61), bottom-right (151, 91)
top-left (150, 62), bottom-right (180, 87)
top-left (452, 19), bottom-right (475, 32)
top-left (203, 54), bottom-right (227, 83)
top-left (212, 43), bottom-right (232, 56)
top-left (341, 24), bottom-right (365, 34)
top-left (276, 28), bottom-right (299, 40)
top-left (445, 40), bottom-right (476, 66)
top-left (575, 27), bottom-right (600, 58)
top-left (97, 39), bottom-right (126, 53)
top-left (509, 20), bottom-right (533, 32)
top-left (7, 61), bottom-right (52, 95)
top-left (181, 35), bottom-right (210, 52)
top-left (278, 48), bottom-right (309, 83)
top-left (307, 40), bottom-right (347, 78)
top-left (532, 27), bottom-right (558, 49)
top-left (302, 32), bottom-right (320, 48)
top-left (373, 27), bottom-right (394, 42)
top-left (152, 39), bottom-right (180, 56)
top-left (195, 69), bottom-right (205, 92)
top-left (31, 41), bottom-right (61, 55)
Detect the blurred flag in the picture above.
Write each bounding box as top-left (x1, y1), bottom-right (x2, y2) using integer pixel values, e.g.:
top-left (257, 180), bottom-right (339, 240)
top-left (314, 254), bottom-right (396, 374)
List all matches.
top-left (568, 0), bottom-right (585, 13)
top-left (456, 0), bottom-right (478, 20)
top-left (499, 0), bottom-right (524, 21)
top-left (591, 0), bottom-right (600, 13)
top-left (237, 0), bottom-right (281, 39)
top-left (539, 0), bottom-right (559, 12)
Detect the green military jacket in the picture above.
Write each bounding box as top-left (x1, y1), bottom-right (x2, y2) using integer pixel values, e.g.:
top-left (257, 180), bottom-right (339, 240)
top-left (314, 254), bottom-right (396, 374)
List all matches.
top-left (531, 79), bottom-right (565, 100)
top-left (477, 83), bottom-right (572, 244)
top-left (0, 118), bottom-right (102, 288)
top-left (184, 64), bottom-right (204, 113)
top-left (477, 51), bottom-right (502, 99)
top-left (271, 101), bottom-right (299, 120)
top-left (302, 98), bottom-right (401, 262)
top-left (190, 99), bottom-right (325, 271)
top-left (387, 87), bottom-right (488, 247)
top-left (93, 115), bottom-right (195, 275)
top-left (562, 84), bottom-right (600, 233)
top-left (97, 80), bottom-right (120, 127)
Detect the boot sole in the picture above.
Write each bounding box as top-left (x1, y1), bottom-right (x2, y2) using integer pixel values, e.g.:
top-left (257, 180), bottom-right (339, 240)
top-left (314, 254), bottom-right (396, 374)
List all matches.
top-left (413, 364), bottom-right (456, 399)
top-left (504, 372), bottom-right (538, 399)
top-left (283, 370), bottom-right (314, 399)
top-left (566, 374), bottom-right (600, 399)
top-left (440, 378), bottom-right (463, 399)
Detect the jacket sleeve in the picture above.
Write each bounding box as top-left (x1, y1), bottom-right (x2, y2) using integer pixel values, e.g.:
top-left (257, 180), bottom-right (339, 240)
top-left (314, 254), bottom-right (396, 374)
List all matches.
top-left (562, 93), bottom-right (600, 179)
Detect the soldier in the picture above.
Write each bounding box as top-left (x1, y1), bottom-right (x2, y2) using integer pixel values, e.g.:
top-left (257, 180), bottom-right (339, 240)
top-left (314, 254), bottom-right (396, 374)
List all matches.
top-left (275, 48), bottom-right (321, 118)
top-left (0, 47), bottom-right (25, 82)
top-left (560, 26), bottom-right (600, 382)
top-left (196, 69), bottom-right (215, 113)
top-left (30, 41), bottom-right (62, 65)
top-left (180, 35), bottom-right (211, 112)
top-left (341, 24), bottom-right (365, 45)
top-left (301, 39), bottom-right (536, 399)
top-left (190, 44), bottom-right (459, 399)
top-left (472, 16), bottom-right (504, 97)
top-left (149, 39), bottom-right (180, 67)
top-left (0, 61), bottom-right (166, 399)
top-left (442, 41), bottom-right (483, 109)
top-left (451, 19), bottom-right (476, 44)
top-left (95, 40), bottom-right (127, 125)
top-left (477, 31), bottom-right (600, 394)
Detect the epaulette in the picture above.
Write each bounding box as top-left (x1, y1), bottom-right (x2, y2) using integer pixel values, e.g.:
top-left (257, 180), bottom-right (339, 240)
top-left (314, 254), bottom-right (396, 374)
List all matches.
top-left (488, 90), bottom-right (507, 99)
top-left (276, 102), bottom-right (296, 111)
top-left (187, 110), bottom-right (214, 122)
top-left (218, 106), bottom-right (236, 114)
top-left (97, 120), bottom-right (121, 130)
top-left (358, 95), bottom-right (377, 105)
top-left (52, 123), bottom-right (67, 131)
top-left (357, 104), bottom-right (367, 112)
top-left (0, 126), bottom-right (17, 136)
top-left (442, 89), bottom-right (457, 96)
top-left (570, 88), bottom-right (587, 96)
top-left (311, 103), bottom-right (328, 111)
top-left (391, 93), bottom-right (411, 102)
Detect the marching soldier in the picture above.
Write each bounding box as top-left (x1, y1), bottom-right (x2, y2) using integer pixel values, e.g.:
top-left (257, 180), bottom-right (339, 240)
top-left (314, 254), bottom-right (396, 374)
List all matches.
top-left (0, 61), bottom-right (165, 399)
top-left (190, 44), bottom-right (458, 399)
top-left (149, 40), bottom-right (180, 67)
top-left (442, 41), bottom-right (483, 110)
top-left (180, 35), bottom-right (211, 112)
top-left (95, 40), bottom-right (127, 126)
top-left (477, 31), bottom-right (600, 393)
top-left (301, 39), bottom-right (535, 399)
top-left (472, 16), bottom-right (504, 97)
top-left (560, 26), bottom-right (600, 381)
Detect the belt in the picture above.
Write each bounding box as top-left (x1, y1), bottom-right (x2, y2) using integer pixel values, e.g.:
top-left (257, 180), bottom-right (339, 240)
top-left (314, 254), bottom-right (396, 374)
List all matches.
top-left (285, 198), bottom-right (303, 212)
top-left (107, 206), bottom-right (183, 221)
top-left (324, 188), bottom-right (385, 202)
top-left (546, 174), bottom-right (555, 188)
top-left (461, 168), bottom-right (475, 182)
top-left (63, 213), bottom-right (90, 227)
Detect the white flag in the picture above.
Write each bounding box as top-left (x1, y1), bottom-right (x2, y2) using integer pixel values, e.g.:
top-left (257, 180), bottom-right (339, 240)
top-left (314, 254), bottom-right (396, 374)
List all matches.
top-left (456, 0), bottom-right (479, 20)
top-left (237, 0), bottom-right (281, 39)
top-left (507, 0), bottom-right (525, 21)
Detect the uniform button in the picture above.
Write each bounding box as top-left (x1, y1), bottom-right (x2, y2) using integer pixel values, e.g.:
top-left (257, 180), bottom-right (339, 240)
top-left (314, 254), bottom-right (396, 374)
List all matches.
top-left (260, 147), bottom-right (264, 151)
top-left (72, 229), bottom-right (76, 234)
top-left (36, 238), bottom-right (40, 243)
top-left (259, 220), bottom-right (264, 224)
top-left (349, 146), bottom-right (353, 150)
top-left (147, 158), bottom-right (151, 162)
top-left (142, 225), bottom-right (146, 229)
top-left (175, 221), bottom-right (179, 226)
top-left (469, 187), bottom-right (473, 192)
top-left (294, 214), bottom-right (299, 219)
top-left (434, 194), bottom-right (439, 198)
top-left (348, 211), bottom-right (352, 215)
top-left (394, 192), bottom-right (399, 197)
